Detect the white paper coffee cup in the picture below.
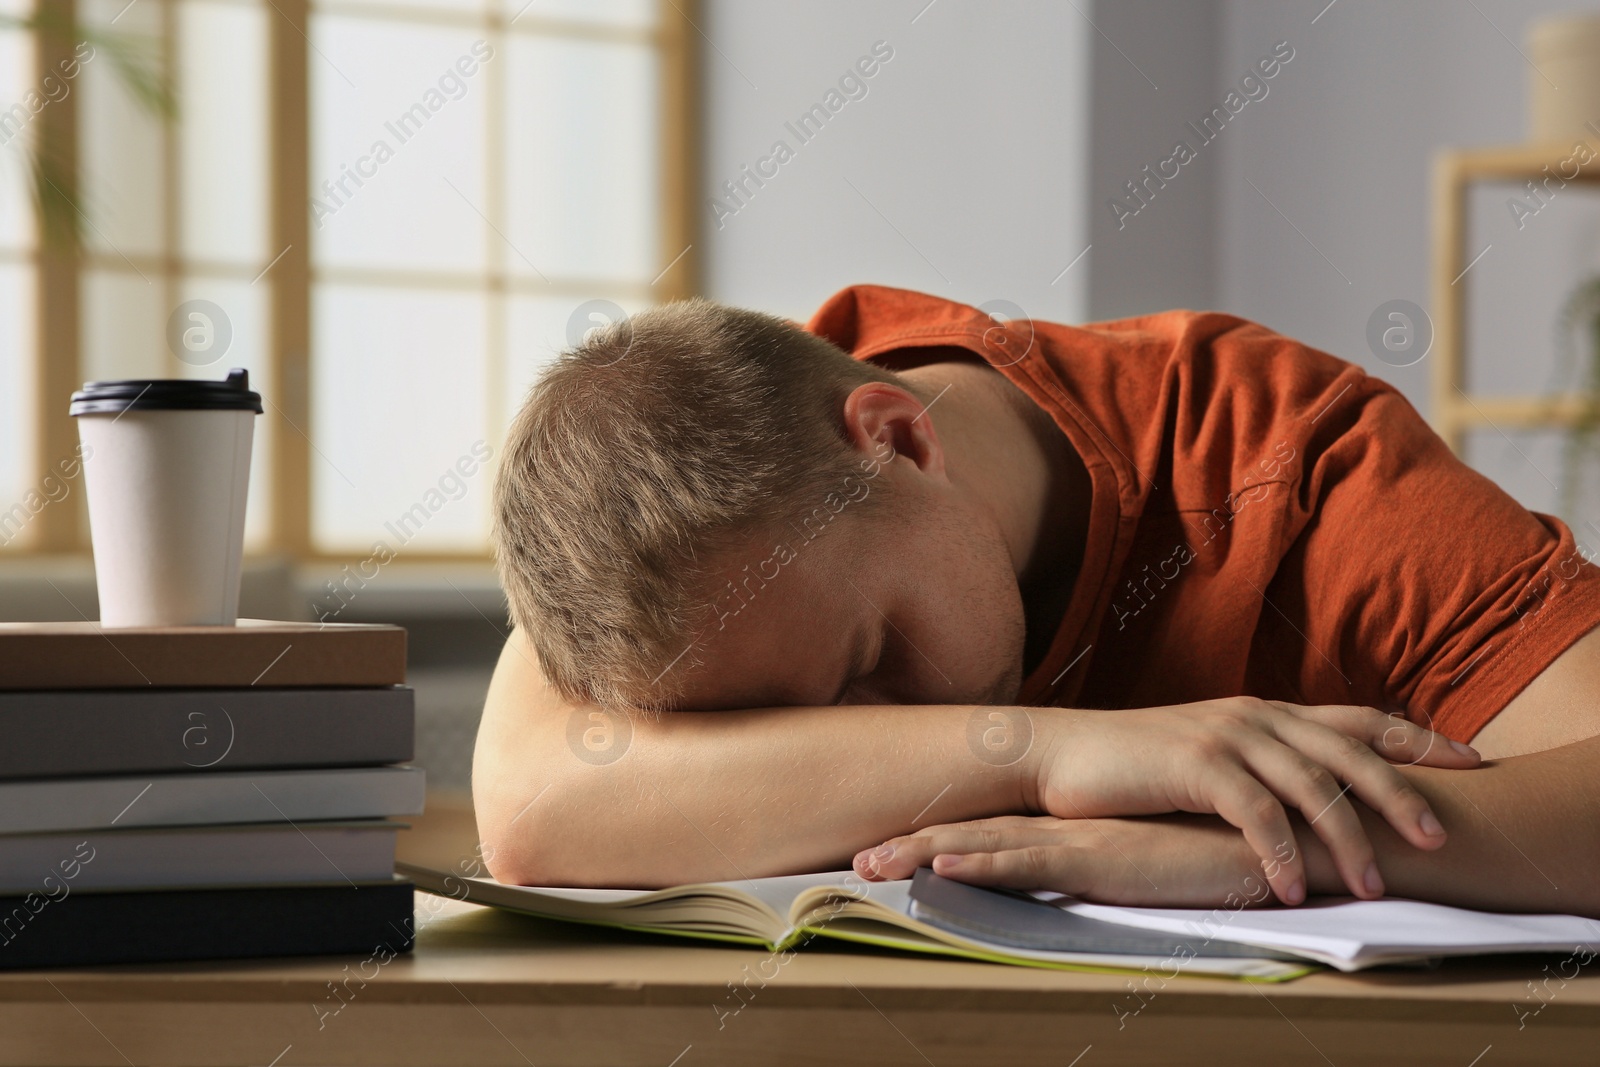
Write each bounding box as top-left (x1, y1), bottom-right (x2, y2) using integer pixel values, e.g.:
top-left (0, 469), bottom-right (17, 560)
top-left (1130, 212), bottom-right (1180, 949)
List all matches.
top-left (70, 369), bottom-right (262, 627)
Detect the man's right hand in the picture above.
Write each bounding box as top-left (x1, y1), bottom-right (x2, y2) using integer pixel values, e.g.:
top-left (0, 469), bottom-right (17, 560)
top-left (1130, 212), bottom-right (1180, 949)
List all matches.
top-left (1024, 698), bottom-right (1481, 904)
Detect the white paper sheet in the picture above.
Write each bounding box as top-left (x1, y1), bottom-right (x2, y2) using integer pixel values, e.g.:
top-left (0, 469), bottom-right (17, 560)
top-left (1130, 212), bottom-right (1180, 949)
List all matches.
top-left (1035, 894), bottom-right (1600, 970)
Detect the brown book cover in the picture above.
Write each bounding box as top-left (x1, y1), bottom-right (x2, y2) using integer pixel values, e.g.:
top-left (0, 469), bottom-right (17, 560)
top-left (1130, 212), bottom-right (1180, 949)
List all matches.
top-left (0, 619), bottom-right (406, 689)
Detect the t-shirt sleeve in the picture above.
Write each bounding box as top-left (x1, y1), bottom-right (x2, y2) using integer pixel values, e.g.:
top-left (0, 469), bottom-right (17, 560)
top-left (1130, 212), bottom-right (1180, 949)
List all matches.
top-left (1283, 380), bottom-right (1600, 741)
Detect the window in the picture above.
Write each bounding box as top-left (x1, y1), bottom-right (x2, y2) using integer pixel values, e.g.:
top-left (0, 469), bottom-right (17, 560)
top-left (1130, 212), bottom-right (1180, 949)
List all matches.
top-left (0, 0), bottom-right (697, 558)
top-left (0, 0), bottom-right (41, 539)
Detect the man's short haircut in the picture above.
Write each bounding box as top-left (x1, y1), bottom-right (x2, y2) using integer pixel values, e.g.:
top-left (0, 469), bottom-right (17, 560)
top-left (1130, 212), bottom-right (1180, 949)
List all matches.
top-left (493, 297), bottom-right (907, 710)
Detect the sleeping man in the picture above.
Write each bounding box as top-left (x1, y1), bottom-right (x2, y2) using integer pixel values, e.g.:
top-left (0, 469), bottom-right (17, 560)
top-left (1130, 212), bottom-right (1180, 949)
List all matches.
top-left (473, 284), bottom-right (1600, 914)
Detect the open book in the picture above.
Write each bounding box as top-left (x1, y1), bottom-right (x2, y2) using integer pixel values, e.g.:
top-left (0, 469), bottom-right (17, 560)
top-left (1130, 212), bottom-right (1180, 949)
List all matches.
top-left (401, 863), bottom-right (1600, 978)
top-left (402, 863), bottom-right (1295, 979)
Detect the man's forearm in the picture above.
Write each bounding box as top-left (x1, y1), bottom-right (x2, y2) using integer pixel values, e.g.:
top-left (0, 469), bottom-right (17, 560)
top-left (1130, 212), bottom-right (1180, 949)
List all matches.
top-left (473, 635), bottom-right (1040, 886)
top-left (543, 706), bottom-right (1032, 885)
top-left (1300, 734), bottom-right (1600, 915)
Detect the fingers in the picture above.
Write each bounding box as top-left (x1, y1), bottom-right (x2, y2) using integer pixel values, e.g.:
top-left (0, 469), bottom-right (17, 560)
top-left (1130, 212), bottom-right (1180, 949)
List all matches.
top-left (1203, 768), bottom-right (1309, 905)
top-left (931, 846), bottom-right (1111, 897)
top-left (851, 821), bottom-right (1117, 898)
top-left (1269, 716), bottom-right (1450, 854)
top-left (1232, 741), bottom-right (1383, 899)
top-left (853, 819), bottom-right (1056, 882)
top-left (1283, 703), bottom-right (1479, 769)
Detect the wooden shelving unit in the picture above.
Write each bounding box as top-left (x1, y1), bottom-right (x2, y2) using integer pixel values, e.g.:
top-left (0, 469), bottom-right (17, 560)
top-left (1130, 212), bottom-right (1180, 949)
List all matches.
top-left (1431, 139), bottom-right (1600, 454)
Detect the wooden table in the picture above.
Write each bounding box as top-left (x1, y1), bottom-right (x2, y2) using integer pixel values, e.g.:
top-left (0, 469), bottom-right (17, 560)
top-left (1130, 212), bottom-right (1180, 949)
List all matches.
top-left (2, 892), bottom-right (1597, 1066)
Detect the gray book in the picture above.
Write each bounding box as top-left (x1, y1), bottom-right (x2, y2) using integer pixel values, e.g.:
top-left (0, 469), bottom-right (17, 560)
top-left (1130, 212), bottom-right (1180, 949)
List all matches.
top-left (0, 822), bottom-right (399, 893)
top-left (0, 687), bottom-right (413, 779)
top-left (0, 766), bottom-right (425, 835)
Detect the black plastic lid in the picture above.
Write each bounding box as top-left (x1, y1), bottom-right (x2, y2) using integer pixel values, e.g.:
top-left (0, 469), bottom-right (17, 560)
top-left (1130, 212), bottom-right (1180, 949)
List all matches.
top-left (69, 368), bottom-right (263, 416)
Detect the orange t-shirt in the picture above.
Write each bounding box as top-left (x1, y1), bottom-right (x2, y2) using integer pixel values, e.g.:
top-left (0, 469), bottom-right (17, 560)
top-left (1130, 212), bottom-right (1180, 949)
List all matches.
top-left (805, 284), bottom-right (1600, 742)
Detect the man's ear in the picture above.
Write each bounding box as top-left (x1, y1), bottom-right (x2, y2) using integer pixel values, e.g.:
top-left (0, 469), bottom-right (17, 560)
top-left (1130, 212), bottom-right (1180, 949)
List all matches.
top-left (840, 382), bottom-right (946, 478)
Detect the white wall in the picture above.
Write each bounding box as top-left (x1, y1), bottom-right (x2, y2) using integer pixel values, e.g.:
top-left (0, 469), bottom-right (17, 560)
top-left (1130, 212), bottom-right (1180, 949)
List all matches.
top-left (701, 0), bottom-right (1600, 522)
top-left (1215, 0), bottom-right (1600, 521)
top-left (700, 0), bottom-right (1091, 326)
top-left (1086, 0), bottom-right (1220, 320)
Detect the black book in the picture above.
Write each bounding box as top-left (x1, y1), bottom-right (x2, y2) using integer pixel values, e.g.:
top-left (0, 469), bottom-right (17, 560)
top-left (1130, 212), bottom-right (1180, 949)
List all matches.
top-left (0, 687), bottom-right (413, 779)
top-left (0, 879), bottom-right (416, 970)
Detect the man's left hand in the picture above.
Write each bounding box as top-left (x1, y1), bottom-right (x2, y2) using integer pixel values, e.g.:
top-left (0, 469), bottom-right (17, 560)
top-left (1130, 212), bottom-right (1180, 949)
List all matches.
top-left (853, 813), bottom-right (1297, 907)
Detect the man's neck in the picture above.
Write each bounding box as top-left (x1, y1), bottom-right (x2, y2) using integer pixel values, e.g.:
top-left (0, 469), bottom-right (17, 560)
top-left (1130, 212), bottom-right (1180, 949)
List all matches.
top-left (900, 358), bottom-right (1094, 672)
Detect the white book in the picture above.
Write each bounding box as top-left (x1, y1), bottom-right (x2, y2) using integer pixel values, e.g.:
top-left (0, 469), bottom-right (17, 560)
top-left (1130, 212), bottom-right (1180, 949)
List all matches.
top-left (2, 822), bottom-right (399, 892)
top-left (0, 767), bottom-right (425, 834)
top-left (1050, 895), bottom-right (1600, 972)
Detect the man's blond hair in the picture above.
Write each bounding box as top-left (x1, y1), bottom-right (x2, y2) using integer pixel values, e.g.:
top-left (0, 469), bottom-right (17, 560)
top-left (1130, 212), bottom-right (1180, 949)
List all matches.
top-left (494, 297), bottom-right (906, 710)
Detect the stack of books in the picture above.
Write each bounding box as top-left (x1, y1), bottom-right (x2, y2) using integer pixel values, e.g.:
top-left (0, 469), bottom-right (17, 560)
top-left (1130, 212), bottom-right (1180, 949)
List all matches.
top-left (0, 620), bottom-right (423, 969)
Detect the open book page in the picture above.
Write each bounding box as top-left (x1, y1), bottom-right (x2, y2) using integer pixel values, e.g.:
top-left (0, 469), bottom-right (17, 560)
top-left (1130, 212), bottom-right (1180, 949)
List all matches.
top-left (1043, 894), bottom-right (1600, 971)
top-left (399, 863), bottom-right (1308, 979)
top-left (794, 878), bottom-right (1307, 978)
top-left (708, 870), bottom-right (873, 917)
top-left (399, 862), bottom-right (807, 944)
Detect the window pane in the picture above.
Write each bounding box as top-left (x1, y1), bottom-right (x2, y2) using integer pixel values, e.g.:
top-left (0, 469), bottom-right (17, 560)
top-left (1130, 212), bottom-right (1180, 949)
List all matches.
top-left (176, 276), bottom-right (273, 547)
top-left (178, 0), bottom-right (269, 266)
top-left (505, 36), bottom-right (658, 282)
top-left (318, 0), bottom-right (656, 26)
top-left (0, 262), bottom-right (36, 544)
top-left (311, 17), bottom-right (489, 273)
top-left (501, 0), bottom-right (657, 30)
top-left (79, 0), bottom-right (167, 259)
top-left (318, 0), bottom-right (486, 15)
top-left (0, 15), bottom-right (34, 251)
top-left (0, 9), bottom-right (33, 524)
top-left (312, 284), bottom-right (490, 551)
top-left (81, 268), bottom-right (165, 382)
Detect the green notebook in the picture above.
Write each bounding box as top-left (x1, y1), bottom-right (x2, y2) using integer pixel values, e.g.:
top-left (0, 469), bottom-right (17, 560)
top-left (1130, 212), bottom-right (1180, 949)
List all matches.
top-left (399, 862), bottom-right (1313, 981)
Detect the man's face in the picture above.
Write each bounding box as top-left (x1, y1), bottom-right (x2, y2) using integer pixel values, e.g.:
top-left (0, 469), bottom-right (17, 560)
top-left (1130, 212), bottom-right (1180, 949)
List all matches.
top-left (669, 476), bottom-right (1028, 711)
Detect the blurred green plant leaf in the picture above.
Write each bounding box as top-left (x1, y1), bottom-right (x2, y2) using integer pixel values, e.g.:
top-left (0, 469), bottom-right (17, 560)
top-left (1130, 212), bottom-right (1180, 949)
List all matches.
top-left (0, 6), bottom-right (175, 247)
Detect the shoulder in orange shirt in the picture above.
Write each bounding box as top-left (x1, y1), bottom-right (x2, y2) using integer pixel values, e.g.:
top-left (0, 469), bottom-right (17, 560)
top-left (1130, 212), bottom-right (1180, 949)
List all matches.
top-left (807, 283), bottom-right (1600, 743)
